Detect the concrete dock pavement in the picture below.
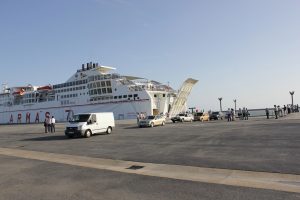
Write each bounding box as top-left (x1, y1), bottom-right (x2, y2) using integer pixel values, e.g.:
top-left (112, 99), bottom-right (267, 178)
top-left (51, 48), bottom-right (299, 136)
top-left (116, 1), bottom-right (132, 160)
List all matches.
top-left (0, 112), bottom-right (300, 199)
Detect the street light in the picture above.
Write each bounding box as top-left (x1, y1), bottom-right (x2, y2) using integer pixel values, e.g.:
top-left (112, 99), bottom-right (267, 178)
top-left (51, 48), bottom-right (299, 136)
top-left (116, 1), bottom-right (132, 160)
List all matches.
top-left (290, 91), bottom-right (295, 111)
top-left (189, 107), bottom-right (196, 113)
top-left (218, 97), bottom-right (223, 112)
top-left (233, 99), bottom-right (237, 113)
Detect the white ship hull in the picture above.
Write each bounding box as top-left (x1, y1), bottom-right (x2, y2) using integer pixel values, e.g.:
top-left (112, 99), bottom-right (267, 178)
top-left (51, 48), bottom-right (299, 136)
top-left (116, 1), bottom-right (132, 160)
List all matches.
top-left (0, 62), bottom-right (198, 124)
top-left (0, 99), bottom-right (151, 124)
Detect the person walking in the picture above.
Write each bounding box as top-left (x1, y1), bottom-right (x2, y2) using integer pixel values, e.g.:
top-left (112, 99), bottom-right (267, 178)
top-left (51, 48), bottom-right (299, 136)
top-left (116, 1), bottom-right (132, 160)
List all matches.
top-left (283, 105), bottom-right (287, 116)
top-left (265, 108), bottom-right (269, 119)
top-left (274, 105), bottom-right (278, 119)
top-left (227, 109), bottom-right (232, 122)
top-left (245, 108), bottom-right (249, 120)
top-left (46, 117), bottom-right (51, 132)
top-left (231, 108), bottom-right (235, 121)
top-left (238, 108), bottom-right (242, 120)
top-left (50, 116), bottom-right (56, 133)
top-left (44, 119), bottom-right (48, 133)
top-left (136, 112), bottom-right (140, 124)
top-left (278, 106), bottom-right (283, 117)
top-left (242, 107), bottom-right (246, 120)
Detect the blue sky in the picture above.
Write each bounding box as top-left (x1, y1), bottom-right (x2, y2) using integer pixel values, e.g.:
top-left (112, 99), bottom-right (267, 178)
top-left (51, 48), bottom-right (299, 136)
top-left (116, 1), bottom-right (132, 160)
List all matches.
top-left (0, 0), bottom-right (299, 110)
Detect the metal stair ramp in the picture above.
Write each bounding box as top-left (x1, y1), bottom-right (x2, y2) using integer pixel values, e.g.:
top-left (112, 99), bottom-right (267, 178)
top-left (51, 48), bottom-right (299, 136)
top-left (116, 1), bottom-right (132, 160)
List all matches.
top-left (169, 78), bottom-right (198, 118)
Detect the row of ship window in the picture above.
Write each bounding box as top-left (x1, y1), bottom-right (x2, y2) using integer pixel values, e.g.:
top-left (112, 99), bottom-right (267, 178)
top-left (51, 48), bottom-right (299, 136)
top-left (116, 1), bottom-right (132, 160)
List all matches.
top-left (89, 94), bottom-right (139, 102)
top-left (60, 94), bottom-right (81, 99)
top-left (87, 81), bottom-right (112, 89)
top-left (88, 74), bottom-right (120, 82)
top-left (55, 86), bottom-right (86, 93)
top-left (89, 88), bottom-right (113, 95)
top-left (53, 79), bottom-right (87, 89)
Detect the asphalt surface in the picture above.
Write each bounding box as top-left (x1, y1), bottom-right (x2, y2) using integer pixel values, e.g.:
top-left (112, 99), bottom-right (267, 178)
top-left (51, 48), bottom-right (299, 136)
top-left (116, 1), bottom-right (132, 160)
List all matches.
top-left (0, 114), bottom-right (300, 199)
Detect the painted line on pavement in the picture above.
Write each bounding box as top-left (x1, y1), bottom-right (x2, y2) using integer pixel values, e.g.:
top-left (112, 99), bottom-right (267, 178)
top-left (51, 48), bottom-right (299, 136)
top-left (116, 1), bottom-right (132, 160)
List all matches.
top-left (0, 147), bottom-right (299, 193)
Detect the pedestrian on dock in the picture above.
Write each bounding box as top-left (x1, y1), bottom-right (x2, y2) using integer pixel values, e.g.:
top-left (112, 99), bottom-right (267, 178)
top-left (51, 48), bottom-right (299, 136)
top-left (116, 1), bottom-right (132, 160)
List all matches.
top-left (136, 112), bottom-right (140, 124)
top-left (44, 119), bottom-right (48, 133)
top-left (227, 109), bottom-right (232, 122)
top-left (238, 108), bottom-right (242, 120)
top-left (274, 105), bottom-right (278, 119)
top-left (265, 108), bottom-right (269, 119)
top-left (50, 116), bottom-right (56, 133)
top-left (245, 108), bottom-right (249, 120)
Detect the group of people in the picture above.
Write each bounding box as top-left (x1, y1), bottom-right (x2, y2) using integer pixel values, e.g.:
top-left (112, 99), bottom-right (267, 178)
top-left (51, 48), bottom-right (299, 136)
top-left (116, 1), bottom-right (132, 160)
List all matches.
top-left (136, 112), bottom-right (146, 123)
top-left (265, 104), bottom-right (299, 119)
top-left (44, 116), bottom-right (56, 133)
top-left (227, 107), bottom-right (249, 121)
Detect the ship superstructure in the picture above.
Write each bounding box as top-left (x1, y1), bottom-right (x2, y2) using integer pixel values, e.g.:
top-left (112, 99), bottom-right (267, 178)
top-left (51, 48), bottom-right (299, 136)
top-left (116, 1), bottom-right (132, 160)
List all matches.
top-left (0, 62), bottom-right (197, 124)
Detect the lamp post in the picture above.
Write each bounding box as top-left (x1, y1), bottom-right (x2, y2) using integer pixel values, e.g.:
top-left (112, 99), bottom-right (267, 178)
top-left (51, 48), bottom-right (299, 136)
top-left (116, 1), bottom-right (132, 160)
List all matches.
top-left (189, 107), bottom-right (196, 114)
top-left (233, 99), bottom-right (237, 114)
top-left (218, 97), bottom-right (223, 112)
top-left (290, 91), bottom-right (295, 111)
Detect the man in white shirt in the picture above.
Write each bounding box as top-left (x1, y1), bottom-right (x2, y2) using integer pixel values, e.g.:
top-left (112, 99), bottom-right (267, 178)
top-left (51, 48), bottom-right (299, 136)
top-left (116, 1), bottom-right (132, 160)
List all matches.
top-left (50, 116), bottom-right (56, 133)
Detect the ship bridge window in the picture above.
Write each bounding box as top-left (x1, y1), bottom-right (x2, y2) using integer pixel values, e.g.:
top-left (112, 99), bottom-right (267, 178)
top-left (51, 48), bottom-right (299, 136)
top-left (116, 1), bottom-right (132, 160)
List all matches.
top-left (106, 81), bottom-right (111, 86)
top-left (114, 96), bottom-right (117, 99)
top-left (97, 89), bottom-right (102, 95)
top-left (128, 94), bottom-right (133, 98)
top-left (97, 82), bottom-right (101, 87)
top-left (102, 88), bottom-right (107, 94)
top-left (104, 74), bottom-right (111, 79)
top-left (93, 89), bottom-right (98, 95)
top-left (134, 94), bottom-right (138, 97)
top-left (83, 86), bottom-right (86, 89)
top-left (101, 81), bottom-right (106, 87)
top-left (118, 95), bottom-right (122, 99)
top-left (88, 76), bottom-right (95, 82)
top-left (107, 88), bottom-right (112, 93)
top-left (123, 95), bottom-right (127, 98)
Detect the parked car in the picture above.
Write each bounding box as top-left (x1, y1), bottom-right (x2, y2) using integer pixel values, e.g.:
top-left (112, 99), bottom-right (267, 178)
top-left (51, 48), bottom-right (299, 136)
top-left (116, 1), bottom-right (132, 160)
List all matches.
top-left (171, 113), bottom-right (194, 123)
top-left (193, 112), bottom-right (204, 121)
top-left (200, 113), bottom-right (210, 122)
top-left (210, 111), bottom-right (224, 120)
top-left (65, 112), bottom-right (115, 138)
top-left (138, 115), bottom-right (166, 128)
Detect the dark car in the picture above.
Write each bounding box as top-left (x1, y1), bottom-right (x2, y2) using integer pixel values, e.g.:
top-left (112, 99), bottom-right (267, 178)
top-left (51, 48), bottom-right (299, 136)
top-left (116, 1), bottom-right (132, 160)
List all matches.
top-left (193, 112), bottom-right (204, 121)
top-left (210, 112), bottom-right (224, 120)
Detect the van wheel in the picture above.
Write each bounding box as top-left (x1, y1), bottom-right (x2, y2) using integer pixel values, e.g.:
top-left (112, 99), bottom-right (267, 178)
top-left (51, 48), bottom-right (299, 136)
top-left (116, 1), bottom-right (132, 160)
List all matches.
top-left (106, 127), bottom-right (112, 134)
top-left (85, 130), bottom-right (91, 138)
top-left (162, 121), bottom-right (165, 126)
top-left (172, 120), bottom-right (175, 123)
top-left (150, 123), bottom-right (154, 128)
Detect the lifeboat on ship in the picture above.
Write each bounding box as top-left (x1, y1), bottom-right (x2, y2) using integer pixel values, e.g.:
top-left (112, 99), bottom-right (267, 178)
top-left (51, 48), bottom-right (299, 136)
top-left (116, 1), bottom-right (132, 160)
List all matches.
top-left (37, 85), bottom-right (52, 91)
top-left (12, 88), bottom-right (25, 96)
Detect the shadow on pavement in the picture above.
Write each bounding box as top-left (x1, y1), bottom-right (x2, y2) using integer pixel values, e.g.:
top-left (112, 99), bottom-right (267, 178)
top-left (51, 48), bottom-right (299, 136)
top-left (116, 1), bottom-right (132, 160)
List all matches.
top-left (123, 126), bottom-right (141, 129)
top-left (21, 135), bottom-right (71, 141)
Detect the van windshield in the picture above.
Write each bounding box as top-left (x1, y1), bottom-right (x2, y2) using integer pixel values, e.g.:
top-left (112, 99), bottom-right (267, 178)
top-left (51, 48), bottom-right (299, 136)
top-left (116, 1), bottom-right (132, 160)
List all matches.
top-left (70, 114), bottom-right (90, 123)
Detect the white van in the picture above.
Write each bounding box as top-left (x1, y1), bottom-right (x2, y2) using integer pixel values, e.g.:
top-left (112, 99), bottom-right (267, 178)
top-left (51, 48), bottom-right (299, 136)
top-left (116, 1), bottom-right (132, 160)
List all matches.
top-left (65, 112), bottom-right (115, 138)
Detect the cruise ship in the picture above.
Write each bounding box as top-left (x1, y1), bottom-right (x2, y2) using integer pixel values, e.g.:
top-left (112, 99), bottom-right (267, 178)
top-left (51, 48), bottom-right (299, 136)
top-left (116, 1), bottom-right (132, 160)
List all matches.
top-left (0, 62), bottom-right (198, 124)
